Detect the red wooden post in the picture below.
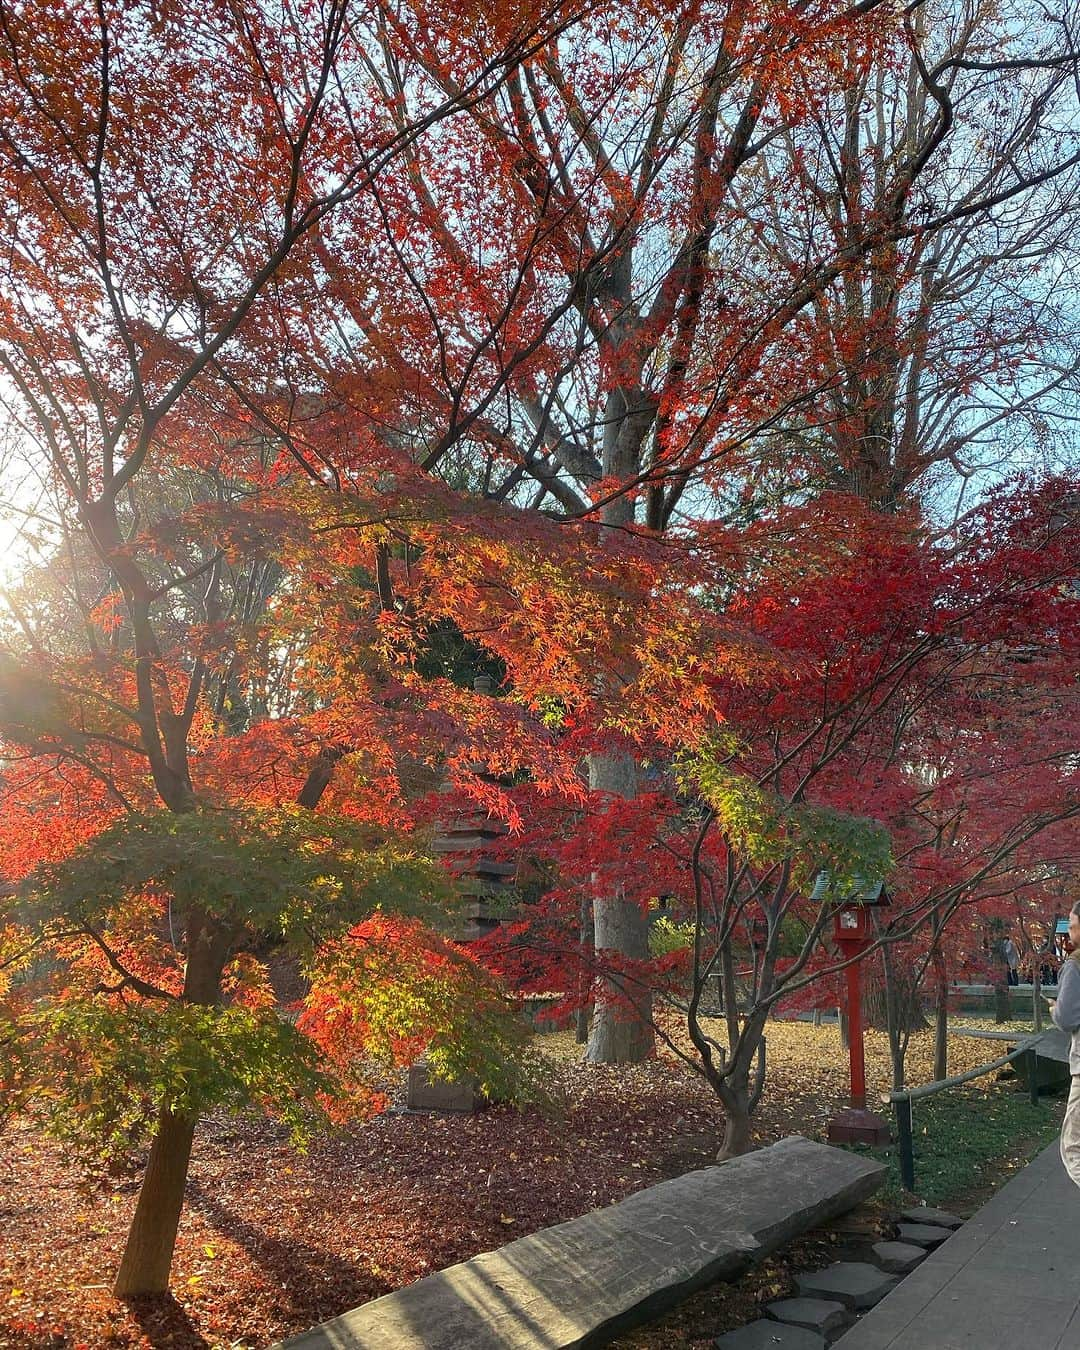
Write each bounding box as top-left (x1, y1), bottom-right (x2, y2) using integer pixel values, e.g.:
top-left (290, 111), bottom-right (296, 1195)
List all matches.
top-left (816, 877), bottom-right (892, 1147)
top-left (845, 948), bottom-right (866, 1110)
top-left (827, 925), bottom-right (889, 1144)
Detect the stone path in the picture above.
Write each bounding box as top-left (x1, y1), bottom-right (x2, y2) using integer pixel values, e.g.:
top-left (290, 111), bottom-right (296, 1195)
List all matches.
top-left (716, 1204), bottom-right (957, 1346)
top-left (276, 1136), bottom-right (884, 1350)
top-left (834, 1141), bottom-right (1080, 1349)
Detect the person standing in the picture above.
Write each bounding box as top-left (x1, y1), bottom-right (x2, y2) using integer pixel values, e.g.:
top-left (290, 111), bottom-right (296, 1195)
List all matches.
top-left (1052, 902), bottom-right (1080, 1186)
top-left (1003, 936), bottom-right (1020, 987)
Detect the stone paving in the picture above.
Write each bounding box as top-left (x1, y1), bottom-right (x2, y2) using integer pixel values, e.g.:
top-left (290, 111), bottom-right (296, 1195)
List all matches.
top-left (795, 1263), bottom-right (898, 1311)
top-left (718, 1204), bottom-right (954, 1346)
top-left (834, 1142), bottom-right (1080, 1349)
top-left (894, 1222), bottom-right (952, 1248)
top-left (764, 1297), bottom-right (852, 1337)
top-left (715, 1324), bottom-right (827, 1349)
top-left (870, 1241), bottom-right (926, 1275)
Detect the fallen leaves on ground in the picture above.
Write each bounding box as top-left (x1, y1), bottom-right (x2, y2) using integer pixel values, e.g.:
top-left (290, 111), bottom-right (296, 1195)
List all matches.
top-left (0, 1021), bottom-right (1015, 1349)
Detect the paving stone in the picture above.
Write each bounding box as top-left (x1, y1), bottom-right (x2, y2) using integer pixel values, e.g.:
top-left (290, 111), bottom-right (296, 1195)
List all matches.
top-left (898, 1206), bottom-right (963, 1229)
top-left (895, 1222), bottom-right (953, 1249)
top-left (715, 1321), bottom-right (826, 1350)
top-left (871, 1240), bottom-right (926, 1274)
top-left (765, 1296), bottom-right (851, 1336)
top-left (796, 1263), bottom-right (898, 1310)
top-left (276, 1136), bottom-right (886, 1349)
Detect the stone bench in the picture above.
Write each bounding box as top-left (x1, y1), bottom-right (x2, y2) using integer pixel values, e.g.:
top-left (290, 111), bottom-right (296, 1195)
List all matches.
top-left (275, 1135), bottom-right (885, 1350)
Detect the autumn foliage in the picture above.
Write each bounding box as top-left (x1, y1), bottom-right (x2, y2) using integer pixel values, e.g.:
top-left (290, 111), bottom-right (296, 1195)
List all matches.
top-left (0, 0), bottom-right (1078, 1311)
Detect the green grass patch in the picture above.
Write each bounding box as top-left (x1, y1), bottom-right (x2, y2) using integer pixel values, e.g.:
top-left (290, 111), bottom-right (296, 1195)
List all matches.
top-left (842, 1080), bottom-right (1065, 1208)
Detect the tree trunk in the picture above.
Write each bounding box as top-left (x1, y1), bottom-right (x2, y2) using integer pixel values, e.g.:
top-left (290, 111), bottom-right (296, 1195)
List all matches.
top-left (931, 946), bottom-right (949, 1082)
top-left (864, 957), bottom-right (926, 1033)
top-left (881, 945), bottom-right (912, 1090)
top-left (585, 884), bottom-right (654, 1062)
top-left (718, 1101), bottom-right (752, 1159)
top-left (576, 891), bottom-right (593, 1044)
top-left (113, 914), bottom-right (228, 1296)
top-left (583, 382), bottom-right (655, 1065)
top-left (934, 997), bottom-right (948, 1083)
top-left (113, 1108), bottom-right (197, 1297)
top-left (994, 978), bottom-right (1011, 1024)
top-left (585, 751), bottom-right (654, 1064)
top-left (934, 985), bottom-right (948, 1083)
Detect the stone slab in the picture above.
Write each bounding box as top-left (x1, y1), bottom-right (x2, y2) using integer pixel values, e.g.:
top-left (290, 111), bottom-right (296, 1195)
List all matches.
top-left (405, 1064), bottom-right (484, 1113)
top-left (897, 1208), bottom-right (962, 1230)
top-left (871, 1241), bottom-right (925, 1275)
top-left (895, 1223), bottom-right (952, 1249)
top-left (766, 1297), bottom-right (851, 1336)
top-left (716, 1321), bottom-right (826, 1349)
top-left (796, 1264), bottom-right (898, 1311)
top-left (277, 1136), bottom-right (885, 1350)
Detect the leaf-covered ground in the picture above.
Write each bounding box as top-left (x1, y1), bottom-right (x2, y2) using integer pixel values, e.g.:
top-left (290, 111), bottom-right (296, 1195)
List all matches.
top-left (0, 1022), bottom-right (1037, 1350)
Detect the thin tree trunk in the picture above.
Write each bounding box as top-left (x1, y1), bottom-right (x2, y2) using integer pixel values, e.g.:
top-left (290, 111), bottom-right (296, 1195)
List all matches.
top-left (994, 976), bottom-right (1011, 1024)
top-left (113, 917), bottom-right (228, 1296)
top-left (881, 944), bottom-right (914, 1091)
top-left (714, 1033), bottom-right (766, 1160)
top-left (933, 953), bottom-right (949, 1083)
top-left (576, 891), bottom-right (593, 1044)
top-left (718, 1092), bottom-right (752, 1159)
top-left (113, 1109), bottom-right (197, 1297)
top-left (585, 751), bottom-right (653, 1064)
top-left (865, 953), bottom-right (926, 1033)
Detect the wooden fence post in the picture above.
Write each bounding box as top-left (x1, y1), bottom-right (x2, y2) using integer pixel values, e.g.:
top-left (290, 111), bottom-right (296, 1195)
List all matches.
top-left (894, 1093), bottom-right (916, 1192)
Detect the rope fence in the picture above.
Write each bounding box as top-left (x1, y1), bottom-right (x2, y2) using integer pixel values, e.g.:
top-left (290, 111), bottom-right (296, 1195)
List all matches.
top-left (890, 1035), bottom-right (1045, 1192)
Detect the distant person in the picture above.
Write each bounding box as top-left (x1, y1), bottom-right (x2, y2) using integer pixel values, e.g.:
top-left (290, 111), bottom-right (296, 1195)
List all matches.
top-left (1002, 936), bottom-right (1020, 987)
top-left (1051, 901), bottom-right (1080, 1187)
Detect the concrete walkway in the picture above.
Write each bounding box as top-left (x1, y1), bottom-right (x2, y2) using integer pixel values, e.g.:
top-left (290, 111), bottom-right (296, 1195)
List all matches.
top-left (835, 1140), bottom-right (1080, 1349)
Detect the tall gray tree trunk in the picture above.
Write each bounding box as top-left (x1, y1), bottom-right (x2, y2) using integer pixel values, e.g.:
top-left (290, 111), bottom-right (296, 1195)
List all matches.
top-left (583, 383), bottom-right (655, 1064)
top-left (584, 751), bottom-right (654, 1064)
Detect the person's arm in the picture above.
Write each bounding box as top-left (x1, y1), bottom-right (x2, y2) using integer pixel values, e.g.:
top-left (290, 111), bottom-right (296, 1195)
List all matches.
top-left (1051, 958), bottom-right (1080, 1033)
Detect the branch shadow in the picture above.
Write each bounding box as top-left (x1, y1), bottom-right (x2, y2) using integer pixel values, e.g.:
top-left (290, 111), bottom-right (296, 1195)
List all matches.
top-left (184, 1176), bottom-right (388, 1327)
top-left (124, 1294), bottom-right (210, 1349)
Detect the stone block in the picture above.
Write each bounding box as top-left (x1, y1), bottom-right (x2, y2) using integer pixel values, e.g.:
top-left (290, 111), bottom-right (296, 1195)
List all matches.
top-left (715, 1322), bottom-right (826, 1349)
top-left (895, 1222), bottom-right (952, 1249)
top-left (405, 1064), bottom-right (485, 1113)
top-left (796, 1263), bottom-right (897, 1310)
top-left (871, 1240), bottom-right (926, 1274)
top-left (898, 1206), bottom-right (963, 1229)
top-left (276, 1136), bottom-right (886, 1349)
top-left (765, 1296), bottom-right (851, 1336)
